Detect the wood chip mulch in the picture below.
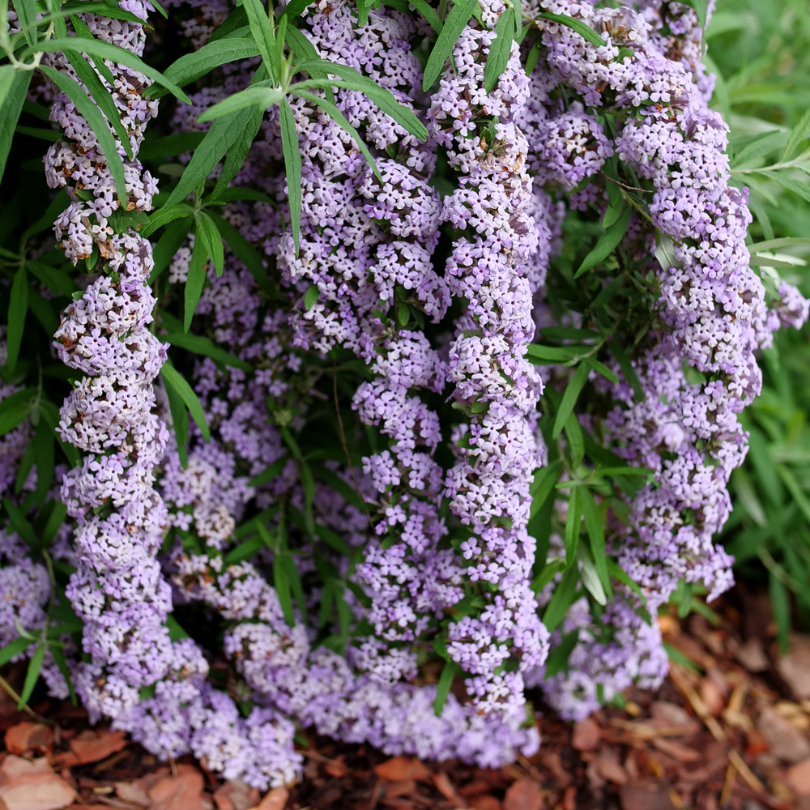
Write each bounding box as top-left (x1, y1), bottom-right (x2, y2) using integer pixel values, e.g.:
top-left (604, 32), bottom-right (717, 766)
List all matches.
top-left (1, 587), bottom-right (809, 810)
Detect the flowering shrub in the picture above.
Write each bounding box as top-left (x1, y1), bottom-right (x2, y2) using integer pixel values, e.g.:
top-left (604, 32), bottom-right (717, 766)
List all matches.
top-left (0, 0), bottom-right (807, 788)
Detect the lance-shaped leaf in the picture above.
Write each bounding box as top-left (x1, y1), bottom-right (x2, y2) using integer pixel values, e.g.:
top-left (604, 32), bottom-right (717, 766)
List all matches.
top-left (164, 375), bottom-right (190, 467)
top-left (564, 486), bottom-right (581, 567)
top-left (543, 565), bottom-right (579, 632)
top-left (68, 14), bottom-right (116, 88)
top-left (212, 104), bottom-right (264, 197)
top-left (0, 71), bottom-right (32, 187)
top-left (18, 642), bottom-right (45, 710)
top-left (552, 362), bottom-right (589, 439)
top-left (166, 95), bottom-right (266, 206)
top-left (207, 212), bottom-right (274, 297)
top-left (160, 361), bottom-right (210, 441)
top-left (197, 84), bottom-right (284, 123)
top-left (484, 9), bottom-right (514, 93)
top-left (674, 0), bottom-right (707, 28)
top-left (433, 660), bottom-right (458, 717)
top-left (183, 229), bottom-right (208, 333)
top-left (279, 97), bottom-right (302, 255)
top-left (242, 0), bottom-right (278, 82)
top-left (423, 0), bottom-right (479, 91)
top-left (40, 66), bottom-right (128, 204)
top-left (575, 204), bottom-right (631, 277)
top-left (195, 210), bottom-right (225, 276)
top-left (63, 51), bottom-right (134, 159)
top-left (6, 266), bottom-right (28, 375)
top-left (580, 487), bottom-right (612, 599)
top-left (150, 38), bottom-right (262, 98)
top-left (161, 332), bottom-right (251, 371)
top-left (35, 39), bottom-right (191, 103)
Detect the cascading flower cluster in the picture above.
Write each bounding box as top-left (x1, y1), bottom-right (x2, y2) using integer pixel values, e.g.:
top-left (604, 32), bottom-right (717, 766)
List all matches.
top-left (427, 0), bottom-right (550, 715)
top-left (3, 0), bottom-right (803, 790)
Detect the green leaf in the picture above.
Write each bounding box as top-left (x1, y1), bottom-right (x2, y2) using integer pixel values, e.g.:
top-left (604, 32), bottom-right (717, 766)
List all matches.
top-left (17, 642), bottom-right (45, 710)
top-left (530, 459), bottom-right (562, 518)
top-left (242, 0), bottom-right (278, 81)
top-left (663, 642), bottom-right (701, 673)
top-left (212, 106), bottom-right (264, 197)
top-left (608, 559), bottom-right (648, 608)
top-left (565, 412), bottom-right (584, 467)
top-left (0, 388), bottom-right (36, 436)
top-left (183, 227), bottom-right (208, 332)
top-left (195, 210), bottom-right (225, 277)
top-left (292, 89), bottom-right (380, 180)
top-left (167, 91), bottom-right (267, 206)
top-left (160, 362), bottom-right (210, 441)
top-left (15, 0), bottom-right (38, 46)
top-left (149, 216), bottom-right (193, 283)
top-left (765, 171), bottom-right (810, 205)
top-left (249, 455), bottom-right (289, 487)
top-left (279, 97), bottom-right (302, 255)
top-left (293, 61), bottom-right (428, 141)
top-left (575, 205), bottom-right (631, 277)
top-left (404, 0), bottom-right (441, 32)
top-left (207, 212), bottom-right (274, 297)
top-left (300, 285), bottom-right (319, 313)
top-left (36, 39), bottom-right (190, 103)
top-left (311, 464), bottom-right (366, 512)
top-left (197, 85), bottom-right (284, 124)
top-left (0, 71), bottom-right (33, 187)
top-left (484, 9), bottom-right (514, 94)
top-left (581, 487), bottom-right (611, 599)
top-left (0, 636), bottom-right (35, 667)
top-left (577, 542), bottom-right (606, 606)
top-left (209, 5), bottom-right (249, 41)
top-left (142, 204), bottom-right (195, 239)
top-left (783, 108), bottom-right (810, 161)
top-left (552, 362), bottom-right (589, 440)
top-left (423, 0), bottom-right (479, 91)
top-left (564, 486), bottom-right (581, 568)
top-left (14, 125), bottom-right (60, 143)
top-left (150, 39), bottom-right (261, 98)
top-left (608, 341), bottom-right (644, 402)
top-left (4, 496), bottom-right (41, 552)
top-left (279, 0), bottom-right (312, 21)
top-left (39, 66), bottom-right (128, 205)
top-left (164, 375), bottom-right (189, 468)
top-left (537, 12), bottom-right (607, 48)
top-left (544, 628), bottom-right (579, 679)
top-left (161, 332), bottom-right (251, 371)
top-left (433, 659), bottom-right (457, 717)
top-left (747, 427), bottom-right (782, 507)
top-left (526, 344), bottom-right (580, 364)
top-left (0, 66), bottom-right (16, 112)
top-left (6, 266), bottom-right (28, 375)
top-left (543, 564), bottom-right (579, 632)
top-left (583, 357), bottom-right (619, 384)
top-left (68, 13), bottom-right (117, 93)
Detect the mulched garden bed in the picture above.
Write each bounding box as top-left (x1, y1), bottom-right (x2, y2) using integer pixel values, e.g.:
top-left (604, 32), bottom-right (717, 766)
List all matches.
top-left (1, 588), bottom-right (809, 810)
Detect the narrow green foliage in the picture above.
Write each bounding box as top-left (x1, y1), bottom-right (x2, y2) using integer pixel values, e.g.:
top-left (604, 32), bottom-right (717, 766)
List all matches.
top-left (279, 98), bottom-right (303, 255)
top-left (564, 486), bottom-right (581, 567)
top-left (544, 629), bottom-right (579, 679)
top-left (161, 332), bottom-right (251, 371)
top-left (6, 267), bottom-right (28, 375)
top-left (484, 9), bottom-right (514, 93)
top-left (195, 210), bottom-right (225, 277)
top-left (18, 642), bottom-right (45, 710)
top-left (39, 66), bottom-right (128, 204)
top-left (183, 229), bottom-right (208, 332)
top-left (150, 216), bottom-right (194, 283)
top-left (543, 565), bottom-right (579, 632)
top-left (0, 71), bottom-right (33, 187)
top-left (552, 362), bottom-right (589, 439)
top-left (197, 85), bottom-right (284, 123)
top-left (160, 362), bottom-right (211, 442)
top-left (581, 487), bottom-right (611, 598)
top-left (422, 0), bottom-right (479, 91)
top-left (575, 205), bottom-right (631, 277)
top-left (433, 660), bottom-right (457, 716)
